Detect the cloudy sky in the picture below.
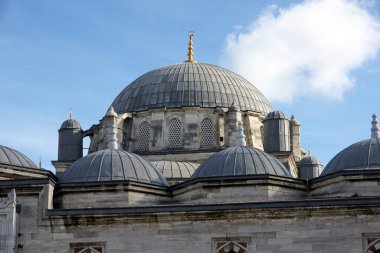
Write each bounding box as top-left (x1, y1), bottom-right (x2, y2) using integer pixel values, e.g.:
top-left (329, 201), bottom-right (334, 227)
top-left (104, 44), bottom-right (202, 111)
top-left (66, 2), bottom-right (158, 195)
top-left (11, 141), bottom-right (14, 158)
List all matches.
top-left (1, 0), bottom-right (380, 172)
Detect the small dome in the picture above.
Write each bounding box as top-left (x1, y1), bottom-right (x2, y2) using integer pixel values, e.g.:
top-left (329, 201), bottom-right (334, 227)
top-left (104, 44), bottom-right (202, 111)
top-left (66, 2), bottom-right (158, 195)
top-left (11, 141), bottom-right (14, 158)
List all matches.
top-left (192, 146), bottom-right (292, 178)
top-left (300, 156), bottom-right (321, 166)
top-left (152, 161), bottom-right (199, 178)
top-left (0, 145), bottom-right (37, 169)
top-left (60, 149), bottom-right (169, 186)
top-left (299, 155), bottom-right (323, 180)
top-left (111, 62), bottom-right (273, 116)
top-left (60, 119), bottom-right (82, 129)
top-left (321, 138), bottom-right (380, 176)
top-left (264, 111), bottom-right (288, 121)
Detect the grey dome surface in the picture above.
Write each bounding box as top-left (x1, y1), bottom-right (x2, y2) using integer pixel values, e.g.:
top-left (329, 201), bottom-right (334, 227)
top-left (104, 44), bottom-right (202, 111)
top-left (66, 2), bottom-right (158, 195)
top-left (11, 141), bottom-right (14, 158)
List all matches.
top-left (112, 62), bottom-right (273, 115)
top-left (321, 138), bottom-right (380, 176)
top-left (265, 111), bottom-right (288, 120)
top-left (152, 161), bottom-right (199, 178)
top-left (61, 149), bottom-right (169, 186)
top-left (192, 146), bottom-right (292, 178)
top-left (0, 145), bottom-right (37, 169)
top-left (300, 156), bottom-right (321, 166)
top-left (60, 119), bottom-right (82, 129)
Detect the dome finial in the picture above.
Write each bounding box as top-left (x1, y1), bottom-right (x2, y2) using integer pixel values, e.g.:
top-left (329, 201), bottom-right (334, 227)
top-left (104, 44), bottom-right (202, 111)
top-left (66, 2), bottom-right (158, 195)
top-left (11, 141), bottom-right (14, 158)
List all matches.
top-left (38, 156), bottom-right (42, 169)
top-left (371, 114), bottom-right (380, 138)
top-left (185, 31), bottom-right (195, 63)
top-left (308, 145), bottom-right (311, 157)
top-left (69, 109), bottom-right (72, 120)
top-left (236, 121), bottom-right (246, 147)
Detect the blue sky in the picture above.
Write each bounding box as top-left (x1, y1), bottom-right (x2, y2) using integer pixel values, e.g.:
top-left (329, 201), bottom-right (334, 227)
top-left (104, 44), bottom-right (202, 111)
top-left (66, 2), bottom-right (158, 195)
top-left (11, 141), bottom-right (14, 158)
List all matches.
top-left (1, 0), bottom-right (380, 172)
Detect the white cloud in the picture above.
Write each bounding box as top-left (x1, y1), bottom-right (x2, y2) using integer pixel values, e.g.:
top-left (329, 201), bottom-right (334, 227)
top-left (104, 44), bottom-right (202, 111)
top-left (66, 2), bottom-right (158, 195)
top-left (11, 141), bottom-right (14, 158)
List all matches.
top-left (220, 0), bottom-right (380, 102)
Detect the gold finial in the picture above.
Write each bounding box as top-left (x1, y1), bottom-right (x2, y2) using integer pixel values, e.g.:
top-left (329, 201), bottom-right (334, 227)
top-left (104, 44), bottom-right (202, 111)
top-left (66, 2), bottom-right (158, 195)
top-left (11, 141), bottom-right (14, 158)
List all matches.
top-left (185, 31), bottom-right (195, 63)
top-left (308, 145), bottom-right (311, 157)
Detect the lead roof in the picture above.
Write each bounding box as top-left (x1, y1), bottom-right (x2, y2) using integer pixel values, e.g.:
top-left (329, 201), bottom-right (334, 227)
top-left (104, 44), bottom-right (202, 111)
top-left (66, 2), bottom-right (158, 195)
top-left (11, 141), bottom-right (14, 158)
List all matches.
top-left (112, 62), bottom-right (273, 115)
top-left (192, 146), bottom-right (292, 178)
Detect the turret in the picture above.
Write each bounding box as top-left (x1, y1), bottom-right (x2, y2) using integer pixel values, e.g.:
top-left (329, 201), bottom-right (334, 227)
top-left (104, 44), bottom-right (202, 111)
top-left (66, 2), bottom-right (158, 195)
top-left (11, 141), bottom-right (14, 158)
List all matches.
top-left (290, 115), bottom-right (302, 159)
top-left (299, 148), bottom-right (323, 179)
top-left (53, 112), bottom-right (83, 177)
top-left (263, 111), bottom-right (290, 152)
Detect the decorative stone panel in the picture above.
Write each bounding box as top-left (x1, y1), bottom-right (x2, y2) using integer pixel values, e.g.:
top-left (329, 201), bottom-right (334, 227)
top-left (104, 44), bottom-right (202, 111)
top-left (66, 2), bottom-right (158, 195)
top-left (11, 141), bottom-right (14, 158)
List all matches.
top-left (70, 242), bottom-right (106, 253)
top-left (364, 234), bottom-right (380, 253)
top-left (213, 238), bottom-right (250, 253)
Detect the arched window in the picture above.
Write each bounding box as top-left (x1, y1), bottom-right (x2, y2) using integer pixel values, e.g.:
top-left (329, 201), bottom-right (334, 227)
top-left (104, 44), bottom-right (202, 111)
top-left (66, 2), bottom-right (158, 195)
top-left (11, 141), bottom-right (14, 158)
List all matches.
top-left (200, 118), bottom-right (215, 149)
top-left (137, 121), bottom-right (150, 151)
top-left (168, 118), bottom-right (182, 149)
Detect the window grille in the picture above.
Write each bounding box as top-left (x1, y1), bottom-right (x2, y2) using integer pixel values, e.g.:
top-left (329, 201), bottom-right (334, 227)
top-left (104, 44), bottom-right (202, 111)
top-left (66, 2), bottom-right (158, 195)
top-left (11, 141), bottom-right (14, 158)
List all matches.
top-left (168, 118), bottom-right (182, 148)
top-left (200, 118), bottom-right (215, 149)
top-left (70, 242), bottom-right (105, 253)
top-left (137, 121), bottom-right (150, 151)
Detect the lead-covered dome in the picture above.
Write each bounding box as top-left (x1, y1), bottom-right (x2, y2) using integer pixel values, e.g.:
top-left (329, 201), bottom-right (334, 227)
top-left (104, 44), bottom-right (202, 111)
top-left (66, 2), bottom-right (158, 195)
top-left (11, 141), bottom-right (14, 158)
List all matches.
top-left (60, 149), bottom-right (169, 186)
top-left (192, 146), bottom-right (292, 178)
top-left (152, 161), bottom-right (199, 179)
top-left (0, 145), bottom-right (37, 169)
top-left (112, 62), bottom-right (273, 115)
top-left (60, 118), bottom-right (81, 129)
top-left (321, 138), bottom-right (380, 176)
top-left (321, 114), bottom-right (380, 176)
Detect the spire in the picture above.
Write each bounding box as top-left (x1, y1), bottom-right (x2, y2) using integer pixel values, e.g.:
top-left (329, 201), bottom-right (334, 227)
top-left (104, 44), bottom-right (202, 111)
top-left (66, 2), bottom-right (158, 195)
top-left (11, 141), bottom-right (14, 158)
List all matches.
top-left (185, 31), bottom-right (195, 63)
top-left (236, 121), bottom-right (246, 147)
top-left (308, 145), bottom-right (311, 157)
top-left (105, 106), bottom-right (118, 149)
top-left (38, 156), bottom-right (42, 169)
top-left (69, 110), bottom-right (72, 120)
top-left (371, 114), bottom-right (380, 138)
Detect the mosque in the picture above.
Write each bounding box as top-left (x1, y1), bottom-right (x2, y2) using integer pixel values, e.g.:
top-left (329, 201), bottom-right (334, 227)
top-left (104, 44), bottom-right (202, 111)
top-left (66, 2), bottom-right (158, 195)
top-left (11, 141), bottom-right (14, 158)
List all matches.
top-left (1, 33), bottom-right (380, 253)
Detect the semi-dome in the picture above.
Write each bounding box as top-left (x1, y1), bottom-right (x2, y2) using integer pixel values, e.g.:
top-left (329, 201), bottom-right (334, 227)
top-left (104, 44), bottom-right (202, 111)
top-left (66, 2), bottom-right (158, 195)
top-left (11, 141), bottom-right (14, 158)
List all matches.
top-left (152, 161), bottom-right (199, 179)
top-left (60, 149), bottom-right (169, 186)
top-left (191, 146), bottom-right (292, 178)
top-left (0, 145), bottom-right (37, 169)
top-left (111, 62), bottom-right (273, 115)
top-left (321, 114), bottom-right (380, 176)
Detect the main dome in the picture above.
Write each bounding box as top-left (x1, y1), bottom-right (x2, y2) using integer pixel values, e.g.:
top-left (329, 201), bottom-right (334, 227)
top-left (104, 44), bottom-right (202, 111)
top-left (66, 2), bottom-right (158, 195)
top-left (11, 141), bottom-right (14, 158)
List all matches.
top-left (111, 62), bottom-right (273, 115)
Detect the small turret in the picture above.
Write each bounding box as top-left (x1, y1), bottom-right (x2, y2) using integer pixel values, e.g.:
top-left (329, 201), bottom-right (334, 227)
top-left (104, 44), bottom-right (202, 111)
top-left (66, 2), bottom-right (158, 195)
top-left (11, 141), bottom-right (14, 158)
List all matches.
top-left (263, 111), bottom-right (290, 152)
top-left (54, 112), bottom-right (83, 177)
top-left (298, 147), bottom-right (323, 179)
top-left (58, 112), bottom-right (83, 161)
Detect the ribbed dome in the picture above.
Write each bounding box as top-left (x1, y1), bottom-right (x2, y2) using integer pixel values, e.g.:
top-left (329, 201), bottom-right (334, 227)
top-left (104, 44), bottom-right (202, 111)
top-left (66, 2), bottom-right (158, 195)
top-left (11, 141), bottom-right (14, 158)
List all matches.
top-left (60, 149), bottom-right (169, 186)
top-left (192, 146), bottom-right (292, 178)
top-left (300, 156), bottom-right (321, 166)
top-left (60, 119), bottom-right (81, 129)
top-left (0, 145), bottom-right (37, 169)
top-left (112, 62), bottom-right (273, 115)
top-left (321, 138), bottom-right (380, 176)
top-left (152, 161), bottom-right (199, 178)
top-left (265, 111), bottom-right (288, 120)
